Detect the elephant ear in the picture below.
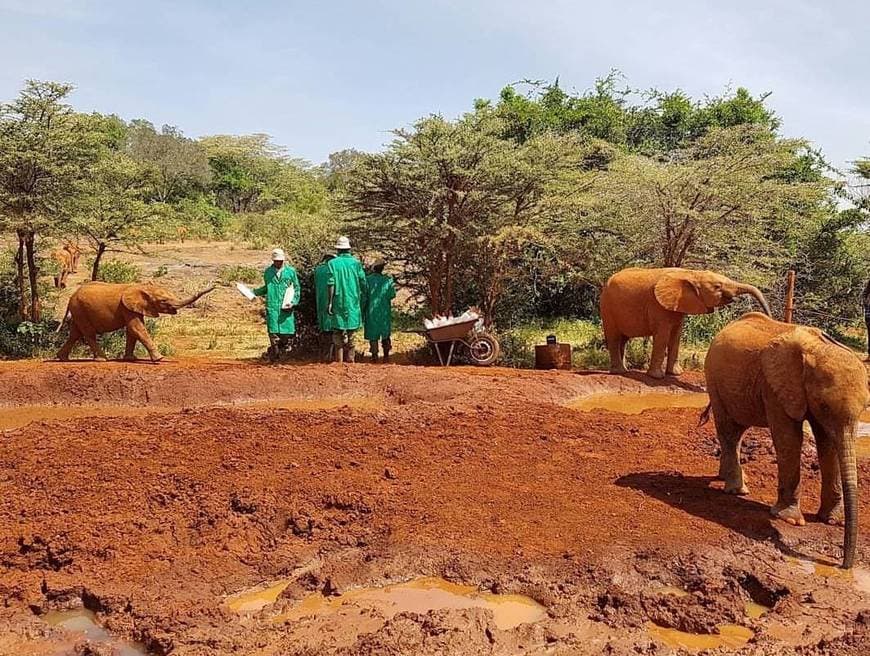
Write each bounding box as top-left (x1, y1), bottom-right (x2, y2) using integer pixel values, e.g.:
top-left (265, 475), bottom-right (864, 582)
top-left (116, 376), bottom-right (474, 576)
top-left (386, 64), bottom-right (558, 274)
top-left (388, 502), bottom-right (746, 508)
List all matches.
top-left (121, 285), bottom-right (160, 318)
top-left (760, 331), bottom-right (809, 420)
top-left (653, 272), bottom-right (707, 314)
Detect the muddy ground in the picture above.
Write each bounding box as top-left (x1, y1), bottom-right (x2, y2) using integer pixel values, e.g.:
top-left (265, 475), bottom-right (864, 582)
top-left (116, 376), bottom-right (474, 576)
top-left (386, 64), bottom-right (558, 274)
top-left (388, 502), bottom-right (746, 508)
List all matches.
top-left (1, 361), bottom-right (870, 655)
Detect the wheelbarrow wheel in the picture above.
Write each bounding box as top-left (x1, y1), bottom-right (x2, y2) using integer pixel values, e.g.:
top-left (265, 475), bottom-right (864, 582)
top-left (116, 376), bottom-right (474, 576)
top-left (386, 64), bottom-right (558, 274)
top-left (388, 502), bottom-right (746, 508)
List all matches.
top-left (468, 333), bottom-right (499, 366)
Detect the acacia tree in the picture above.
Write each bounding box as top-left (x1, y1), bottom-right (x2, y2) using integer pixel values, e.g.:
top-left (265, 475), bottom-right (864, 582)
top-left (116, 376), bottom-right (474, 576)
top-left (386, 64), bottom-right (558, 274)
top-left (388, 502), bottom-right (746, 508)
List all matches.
top-left (586, 125), bottom-right (831, 285)
top-left (0, 81), bottom-right (105, 321)
top-left (127, 120), bottom-right (211, 203)
top-left (343, 109), bottom-right (586, 316)
top-left (200, 134), bottom-right (283, 213)
top-left (73, 151), bottom-right (155, 279)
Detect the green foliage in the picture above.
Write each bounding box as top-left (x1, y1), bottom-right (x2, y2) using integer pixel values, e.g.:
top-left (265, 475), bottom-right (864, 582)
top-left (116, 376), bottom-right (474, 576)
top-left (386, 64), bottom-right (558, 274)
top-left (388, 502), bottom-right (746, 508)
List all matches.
top-left (492, 75), bottom-right (778, 153)
top-left (127, 120), bottom-right (211, 203)
top-left (96, 259), bottom-right (141, 283)
top-left (201, 134), bottom-right (329, 217)
top-left (342, 108), bottom-right (589, 319)
top-left (73, 148), bottom-right (156, 278)
top-left (217, 264), bottom-right (260, 286)
top-left (0, 319), bottom-right (62, 358)
top-left (789, 209), bottom-right (870, 331)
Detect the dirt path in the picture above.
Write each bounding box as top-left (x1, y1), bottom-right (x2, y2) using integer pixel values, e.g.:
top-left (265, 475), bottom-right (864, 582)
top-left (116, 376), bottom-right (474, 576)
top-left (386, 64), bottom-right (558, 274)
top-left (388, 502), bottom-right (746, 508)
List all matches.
top-left (1, 361), bottom-right (868, 655)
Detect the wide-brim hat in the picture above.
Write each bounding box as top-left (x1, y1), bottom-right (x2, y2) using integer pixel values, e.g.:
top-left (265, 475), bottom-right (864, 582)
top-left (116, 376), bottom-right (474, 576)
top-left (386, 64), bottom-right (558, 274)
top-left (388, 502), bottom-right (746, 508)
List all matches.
top-left (335, 236), bottom-right (351, 250)
top-left (271, 248), bottom-right (286, 261)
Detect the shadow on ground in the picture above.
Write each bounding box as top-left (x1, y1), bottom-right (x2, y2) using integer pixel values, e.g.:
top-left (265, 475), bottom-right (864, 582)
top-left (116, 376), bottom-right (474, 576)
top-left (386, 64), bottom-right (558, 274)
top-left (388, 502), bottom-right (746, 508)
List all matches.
top-left (616, 471), bottom-right (818, 562)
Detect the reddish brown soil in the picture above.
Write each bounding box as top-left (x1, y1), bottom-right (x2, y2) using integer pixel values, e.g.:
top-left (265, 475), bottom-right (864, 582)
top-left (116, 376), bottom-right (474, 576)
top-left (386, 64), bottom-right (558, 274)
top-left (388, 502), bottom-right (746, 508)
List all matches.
top-left (1, 361), bottom-right (869, 655)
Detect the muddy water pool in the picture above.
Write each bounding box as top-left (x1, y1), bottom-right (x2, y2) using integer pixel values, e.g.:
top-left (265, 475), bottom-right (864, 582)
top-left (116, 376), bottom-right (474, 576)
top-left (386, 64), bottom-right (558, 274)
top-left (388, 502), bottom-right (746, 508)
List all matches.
top-left (647, 622), bottom-right (754, 652)
top-left (44, 609), bottom-right (147, 655)
top-left (569, 391), bottom-right (709, 414)
top-left (229, 576), bottom-right (546, 631)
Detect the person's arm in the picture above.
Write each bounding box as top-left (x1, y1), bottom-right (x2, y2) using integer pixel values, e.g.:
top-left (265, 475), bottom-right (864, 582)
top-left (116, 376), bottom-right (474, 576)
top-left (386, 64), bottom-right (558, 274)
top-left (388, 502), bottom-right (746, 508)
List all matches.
top-left (252, 270), bottom-right (268, 297)
top-left (327, 264), bottom-right (335, 315)
top-left (291, 269), bottom-right (301, 306)
top-left (358, 264), bottom-right (368, 313)
top-left (388, 277), bottom-right (397, 301)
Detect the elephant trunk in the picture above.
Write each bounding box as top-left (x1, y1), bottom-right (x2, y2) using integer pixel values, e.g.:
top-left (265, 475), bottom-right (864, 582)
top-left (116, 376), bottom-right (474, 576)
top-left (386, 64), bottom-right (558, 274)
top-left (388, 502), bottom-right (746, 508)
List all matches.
top-left (735, 283), bottom-right (772, 317)
top-left (172, 286), bottom-right (215, 310)
top-left (838, 425), bottom-right (859, 569)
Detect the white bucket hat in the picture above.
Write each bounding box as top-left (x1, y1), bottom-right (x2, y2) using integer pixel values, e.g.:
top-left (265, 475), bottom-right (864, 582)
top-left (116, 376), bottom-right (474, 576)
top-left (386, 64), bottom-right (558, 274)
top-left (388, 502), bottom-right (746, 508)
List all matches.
top-left (271, 248), bottom-right (286, 261)
top-left (335, 236), bottom-right (351, 250)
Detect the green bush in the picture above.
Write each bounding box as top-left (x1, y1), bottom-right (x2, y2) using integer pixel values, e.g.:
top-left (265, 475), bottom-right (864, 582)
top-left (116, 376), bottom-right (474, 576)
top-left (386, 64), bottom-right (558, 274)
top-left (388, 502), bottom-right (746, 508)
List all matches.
top-left (96, 259), bottom-right (141, 283)
top-left (0, 320), bottom-right (63, 358)
top-left (218, 264), bottom-right (261, 286)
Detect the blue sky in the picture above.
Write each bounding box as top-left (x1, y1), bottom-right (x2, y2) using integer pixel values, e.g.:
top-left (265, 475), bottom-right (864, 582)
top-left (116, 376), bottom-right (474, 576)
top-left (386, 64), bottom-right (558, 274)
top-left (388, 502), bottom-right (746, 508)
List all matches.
top-left (1, 0), bottom-right (868, 175)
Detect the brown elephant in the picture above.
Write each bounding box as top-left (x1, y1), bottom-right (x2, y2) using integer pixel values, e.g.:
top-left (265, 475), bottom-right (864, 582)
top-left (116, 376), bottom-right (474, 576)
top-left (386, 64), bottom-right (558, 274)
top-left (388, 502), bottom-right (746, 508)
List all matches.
top-left (57, 281), bottom-right (214, 362)
top-left (51, 248), bottom-right (73, 288)
top-left (704, 312), bottom-right (868, 568)
top-left (64, 241), bottom-right (82, 273)
top-left (600, 267), bottom-right (771, 378)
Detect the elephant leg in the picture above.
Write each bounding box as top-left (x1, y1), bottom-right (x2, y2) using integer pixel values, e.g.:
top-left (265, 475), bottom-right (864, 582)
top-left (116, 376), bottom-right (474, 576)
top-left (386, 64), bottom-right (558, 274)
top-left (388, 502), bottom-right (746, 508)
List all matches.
top-left (646, 326), bottom-right (670, 379)
top-left (665, 319), bottom-right (684, 376)
top-left (809, 417), bottom-right (844, 526)
top-left (713, 401), bottom-right (749, 495)
top-left (57, 324), bottom-right (82, 361)
top-left (83, 332), bottom-right (107, 361)
top-left (126, 317), bottom-right (162, 362)
top-left (769, 411), bottom-right (806, 526)
top-left (603, 320), bottom-right (626, 373)
top-left (123, 331), bottom-right (138, 361)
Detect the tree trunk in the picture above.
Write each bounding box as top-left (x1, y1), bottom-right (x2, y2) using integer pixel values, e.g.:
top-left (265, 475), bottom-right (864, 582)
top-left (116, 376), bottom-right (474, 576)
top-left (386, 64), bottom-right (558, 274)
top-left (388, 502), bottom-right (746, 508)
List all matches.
top-left (15, 232), bottom-right (26, 321)
top-left (24, 232), bottom-right (39, 322)
top-left (91, 242), bottom-right (107, 281)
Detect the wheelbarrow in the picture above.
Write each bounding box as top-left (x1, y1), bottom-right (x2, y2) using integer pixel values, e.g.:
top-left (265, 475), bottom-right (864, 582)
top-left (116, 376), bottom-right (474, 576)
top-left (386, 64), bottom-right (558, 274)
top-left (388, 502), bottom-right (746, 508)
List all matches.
top-left (418, 318), bottom-right (500, 367)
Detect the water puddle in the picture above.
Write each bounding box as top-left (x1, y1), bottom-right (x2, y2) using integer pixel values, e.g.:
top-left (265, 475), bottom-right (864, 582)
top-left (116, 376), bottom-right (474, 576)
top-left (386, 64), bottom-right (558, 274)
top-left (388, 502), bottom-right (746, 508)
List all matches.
top-left (0, 397), bottom-right (381, 431)
top-left (569, 392), bottom-right (708, 414)
top-left (44, 609), bottom-right (147, 655)
top-left (647, 622), bottom-right (753, 652)
top-left (226, 578), bottom-right (293, 613)
top-left (745, 601), bottom-right (770, 619)
top-left (787, 557), bottom-right (870, 594)
top-left (272, 577), bottom-right (546, 631)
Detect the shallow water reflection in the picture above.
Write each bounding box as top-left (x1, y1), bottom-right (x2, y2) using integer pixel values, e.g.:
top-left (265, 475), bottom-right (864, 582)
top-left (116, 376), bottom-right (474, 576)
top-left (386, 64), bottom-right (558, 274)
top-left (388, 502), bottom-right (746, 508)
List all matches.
top-left (44, 608), bottom-right (147, 656)
top-left (273, 576), bottom-right (546, 631)
top-left (569, 392), bottom-right (709, 414)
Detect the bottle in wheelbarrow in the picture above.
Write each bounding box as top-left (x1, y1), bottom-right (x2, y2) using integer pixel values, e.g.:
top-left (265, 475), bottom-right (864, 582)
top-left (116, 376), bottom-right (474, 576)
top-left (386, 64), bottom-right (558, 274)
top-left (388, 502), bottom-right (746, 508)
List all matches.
top-left (468, 332), bottom-right (499, 366)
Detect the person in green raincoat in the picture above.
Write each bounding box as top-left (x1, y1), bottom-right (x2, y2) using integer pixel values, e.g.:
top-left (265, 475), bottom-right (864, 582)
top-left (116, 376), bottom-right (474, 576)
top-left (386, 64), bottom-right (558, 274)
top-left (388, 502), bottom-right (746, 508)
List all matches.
top-left (314, 253), bottom-right (335, 361)
top-left (253, 248), bottom-right (301, 362)
top-left (327, 236), bottom-right (367, 363)
top-left (364, 259), bottom-right (396, 362)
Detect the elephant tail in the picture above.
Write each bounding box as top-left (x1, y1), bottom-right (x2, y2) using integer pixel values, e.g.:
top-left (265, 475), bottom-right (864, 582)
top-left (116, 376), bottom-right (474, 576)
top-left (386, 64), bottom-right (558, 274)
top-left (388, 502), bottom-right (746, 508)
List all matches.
top-left (698, 403), bottom-right (712, 427)
top-left (56, 304), bottom-right (71, 333)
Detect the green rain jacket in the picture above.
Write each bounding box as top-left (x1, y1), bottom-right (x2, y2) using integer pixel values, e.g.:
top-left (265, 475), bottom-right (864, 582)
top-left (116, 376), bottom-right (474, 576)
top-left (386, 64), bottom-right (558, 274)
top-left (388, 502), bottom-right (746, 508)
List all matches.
top-left (327, 252), bottom-right (367, 331)
top-left (314, 261), bottom-right (333, 332)
top-left (364, 272), bottom-right (396, 341)
top-left (253, 264), bottom-right (301, 334)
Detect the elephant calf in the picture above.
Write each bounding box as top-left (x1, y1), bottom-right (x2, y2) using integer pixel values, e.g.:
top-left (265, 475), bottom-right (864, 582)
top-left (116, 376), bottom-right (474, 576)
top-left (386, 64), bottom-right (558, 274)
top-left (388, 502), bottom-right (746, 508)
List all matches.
top-left (600, 267), bottom-right (771, 378)
top-left (705, 312), bottom-right (869, 568)
top-left (57, 281), bottom-right (214, 362)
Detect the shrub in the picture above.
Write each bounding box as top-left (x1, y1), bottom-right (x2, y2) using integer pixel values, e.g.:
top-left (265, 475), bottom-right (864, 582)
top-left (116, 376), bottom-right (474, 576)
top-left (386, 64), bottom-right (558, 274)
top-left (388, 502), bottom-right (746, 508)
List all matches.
top-left (96, 259), bottom-right (141, 284)
top-left (0, 320), bottom-right (63, 358)
top-left (218, 264), bottom-right (261, 286)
